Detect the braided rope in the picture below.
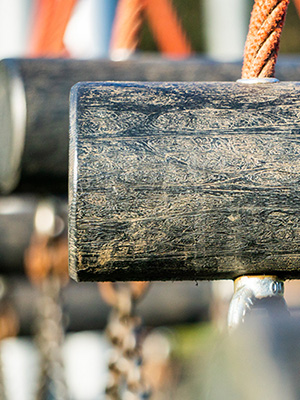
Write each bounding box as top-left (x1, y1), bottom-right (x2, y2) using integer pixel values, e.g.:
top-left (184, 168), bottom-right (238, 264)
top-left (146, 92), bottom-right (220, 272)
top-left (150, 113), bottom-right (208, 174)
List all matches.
top-left (110, 0), bottom-right (192, 60)
top-left (110, 0), bottom-right (145, 60)
top-left (242, 0), bottom-right (289, 78)
top-left (29, 0), bottom-right (77, 56)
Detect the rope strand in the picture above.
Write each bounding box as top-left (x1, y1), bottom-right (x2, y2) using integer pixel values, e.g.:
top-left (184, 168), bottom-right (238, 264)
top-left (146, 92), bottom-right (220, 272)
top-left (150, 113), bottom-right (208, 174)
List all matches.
top-left (29, 0), bottom-right (77, 57)
top-left (144, 0), bottom-right (192, 57)
top-left (110, 0), bottom-right (192, 60)
top-left (242, 0), bottom-right (289, 78)
top-left (110, 0), bottom-right (145, 60)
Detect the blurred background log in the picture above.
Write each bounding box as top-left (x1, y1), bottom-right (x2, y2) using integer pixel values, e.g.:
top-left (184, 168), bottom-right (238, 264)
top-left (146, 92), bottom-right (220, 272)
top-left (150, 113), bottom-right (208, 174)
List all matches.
top-left (2, 56), bottom-right (300, 193)
top-left (8, 277), bottom-right (211, 335)
top-left (0, 195), bottom-right (211, 334)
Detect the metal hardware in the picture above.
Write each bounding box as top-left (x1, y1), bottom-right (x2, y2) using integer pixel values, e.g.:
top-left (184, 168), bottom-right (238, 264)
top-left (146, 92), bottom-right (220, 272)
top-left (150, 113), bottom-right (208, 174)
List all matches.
top-left (228, 275), bottom-right (288, 331)
top-left (237, 77), bottom-right (279, 84)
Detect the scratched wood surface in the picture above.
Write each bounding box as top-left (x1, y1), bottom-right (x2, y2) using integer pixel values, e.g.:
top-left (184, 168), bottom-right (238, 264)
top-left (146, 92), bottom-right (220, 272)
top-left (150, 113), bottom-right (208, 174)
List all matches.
top-left (2, 57), bottom-right (300, 194)
top-left (0, 57), bottom-right (241, 194)
top-left (69, 81), bottom-right (300, 281)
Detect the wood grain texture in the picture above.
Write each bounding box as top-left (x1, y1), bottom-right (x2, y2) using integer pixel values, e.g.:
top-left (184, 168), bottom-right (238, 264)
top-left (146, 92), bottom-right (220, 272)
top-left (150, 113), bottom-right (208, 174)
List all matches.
top-left (2, 56), bottom-right (300, 193)
top-left (2, 57), bottom-right (241, 194)
top-left (69, 81), bottom-right (300, 281)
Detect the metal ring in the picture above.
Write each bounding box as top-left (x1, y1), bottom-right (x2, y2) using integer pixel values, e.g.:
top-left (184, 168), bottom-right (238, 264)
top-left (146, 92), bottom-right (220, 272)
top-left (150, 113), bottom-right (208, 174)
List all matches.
top-left (237, 77), bottom-right (279, 84)
top-left (228, 275), bottom-right (286, 331)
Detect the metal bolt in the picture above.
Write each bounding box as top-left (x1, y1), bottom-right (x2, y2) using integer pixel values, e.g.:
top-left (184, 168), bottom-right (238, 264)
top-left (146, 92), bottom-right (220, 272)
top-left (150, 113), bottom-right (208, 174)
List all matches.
top-left (271, 282), bottom-right (278, 294)
top-left (271, 281), bottom-right (284, 295)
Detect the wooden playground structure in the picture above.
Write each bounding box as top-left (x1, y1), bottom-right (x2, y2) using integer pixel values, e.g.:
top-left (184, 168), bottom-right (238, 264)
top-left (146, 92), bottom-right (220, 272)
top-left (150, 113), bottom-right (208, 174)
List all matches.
top-left (1, 0), bottom-right (300, 399)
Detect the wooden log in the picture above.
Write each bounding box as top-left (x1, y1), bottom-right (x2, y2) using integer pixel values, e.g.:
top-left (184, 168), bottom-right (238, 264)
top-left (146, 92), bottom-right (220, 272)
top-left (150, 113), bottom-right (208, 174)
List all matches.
top-left (0, 57), bottom-right (238, 194)
top-left (0, 196), bottom-right (36, 274)
top-left (1, 56), bottom-right (300, 194)
top-left (0, 196), bottom-right (67, 275)
top-left (69, 81), bottom-right (300, 281)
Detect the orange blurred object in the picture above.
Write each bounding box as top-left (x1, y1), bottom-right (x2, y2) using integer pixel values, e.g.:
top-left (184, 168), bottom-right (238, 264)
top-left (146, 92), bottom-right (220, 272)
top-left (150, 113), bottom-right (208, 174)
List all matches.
top-left (98, 281), bottom-right (150, 307)
top-left (0, 303), bottom-right (19, 340)
top-left (110, 0), bottom-right (145, 60)
top-left (29, 0), bottom-right (77, 57)
top-left (110, 0), bottom-right (192, 59)
top-left (24, 234), bottom-right (69, 286)
top-left (294, 0), bottom-right (300, 15)
top-left (145, 0), bottom-right (192, 57)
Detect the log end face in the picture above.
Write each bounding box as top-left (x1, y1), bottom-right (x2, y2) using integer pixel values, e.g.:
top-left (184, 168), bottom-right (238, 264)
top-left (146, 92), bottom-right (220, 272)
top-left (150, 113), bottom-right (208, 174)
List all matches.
top-left (0, 59), bottom-right (26, 194)
top-left (68, 83), bottom-right (81, 281)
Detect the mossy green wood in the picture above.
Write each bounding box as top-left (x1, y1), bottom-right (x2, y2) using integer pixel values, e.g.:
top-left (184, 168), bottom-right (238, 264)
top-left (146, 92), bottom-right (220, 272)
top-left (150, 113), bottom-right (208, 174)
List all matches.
top-left (69, 81), bottom-right (300, 281)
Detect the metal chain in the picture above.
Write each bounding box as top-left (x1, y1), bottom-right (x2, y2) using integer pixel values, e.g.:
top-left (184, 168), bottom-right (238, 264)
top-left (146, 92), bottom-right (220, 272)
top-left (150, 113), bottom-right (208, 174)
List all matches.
top-left (0, 279), bottom-right (7, 400)
top-left (0, 342), bottom-right (6, 400)
top-left (0, 279), bottom-right (19, 400)
top-left (34, 276), bottom-right (68, 400)
top-left (24, 200), bottom-right (69, 400)
top-left (99, 282), bottom-right (151, 400)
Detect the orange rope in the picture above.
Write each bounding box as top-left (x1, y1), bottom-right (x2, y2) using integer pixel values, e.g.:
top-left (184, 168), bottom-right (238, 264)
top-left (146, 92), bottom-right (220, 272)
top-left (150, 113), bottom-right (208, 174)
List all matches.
top-left (110, 0), bottom-right (145, 59)
top-left (144, 0), bottom-right (192, 57)
top-left (98, 282), bottom-right (149, 307)
top-left (29, 0), bottom-right (77, 57)
top-left (29, 0), bottom-right (55, 55)
top-left (293, 0), bottom-right (300, 16)
top-left (43, 0), bottom-right (77, 55)
top-left (242, 0), bottom-right (289, 78)
top-left (110, 0), bottom-right (192, 59)
top-left (24, 234), bottom-right (69, 286)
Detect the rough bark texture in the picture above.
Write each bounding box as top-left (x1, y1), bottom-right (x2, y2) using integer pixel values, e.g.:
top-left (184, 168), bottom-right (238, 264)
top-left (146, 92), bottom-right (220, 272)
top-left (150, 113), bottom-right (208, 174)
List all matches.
top-left (69, 81), bottom-right (300, 281)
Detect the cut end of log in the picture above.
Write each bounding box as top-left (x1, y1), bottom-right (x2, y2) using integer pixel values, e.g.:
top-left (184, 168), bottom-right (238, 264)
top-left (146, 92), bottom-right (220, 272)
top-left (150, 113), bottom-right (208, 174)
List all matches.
top-left (0, 60), bottom-right (26, 194)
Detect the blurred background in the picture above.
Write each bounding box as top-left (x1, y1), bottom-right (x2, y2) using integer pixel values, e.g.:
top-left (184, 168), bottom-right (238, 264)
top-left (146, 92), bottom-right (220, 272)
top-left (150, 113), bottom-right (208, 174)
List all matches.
top-left (1, 0), bottom-right (300, 399)
top-left (1, 0), bottom-right (300, 60)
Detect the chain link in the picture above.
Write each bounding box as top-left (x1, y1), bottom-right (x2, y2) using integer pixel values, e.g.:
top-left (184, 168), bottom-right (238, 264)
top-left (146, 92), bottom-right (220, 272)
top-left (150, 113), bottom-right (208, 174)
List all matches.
top-left (0, 279), bottom-right (19, 400)
top-left (99, 282), bottom-right (151, 400)
top-left (24, 200), bottom-right (69, 400)
top-left (34, 275), bottom-right (69, 400)
top-left (0, 342), bottom-right (6, 400)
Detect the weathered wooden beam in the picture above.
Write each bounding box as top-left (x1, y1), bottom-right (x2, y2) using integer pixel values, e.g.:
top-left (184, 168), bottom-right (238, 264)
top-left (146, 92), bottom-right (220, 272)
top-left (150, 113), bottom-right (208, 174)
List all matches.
top-left (69, 81), bottom-right (300, 281)
top-left (0, 57), bottom-right (238, 194)
top-left (1, 56), bottom-right (300, 194)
